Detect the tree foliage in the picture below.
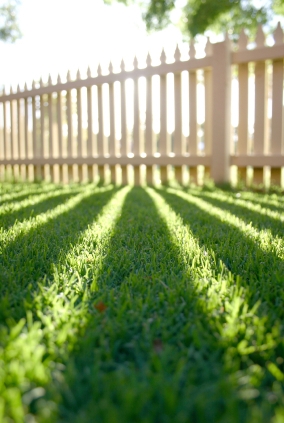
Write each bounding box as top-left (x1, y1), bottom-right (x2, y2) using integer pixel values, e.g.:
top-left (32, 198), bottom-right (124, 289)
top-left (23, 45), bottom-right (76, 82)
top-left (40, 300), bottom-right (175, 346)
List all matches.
top-left (105, 0), bottom-right (284, 38)
top-left (0, 0), bottom-right (21, 42)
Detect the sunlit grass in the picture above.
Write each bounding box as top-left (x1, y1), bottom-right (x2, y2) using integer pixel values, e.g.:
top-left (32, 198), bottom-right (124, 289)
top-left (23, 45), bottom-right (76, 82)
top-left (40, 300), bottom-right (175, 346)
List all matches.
top-left (1, 183), bottom-right (284, 423)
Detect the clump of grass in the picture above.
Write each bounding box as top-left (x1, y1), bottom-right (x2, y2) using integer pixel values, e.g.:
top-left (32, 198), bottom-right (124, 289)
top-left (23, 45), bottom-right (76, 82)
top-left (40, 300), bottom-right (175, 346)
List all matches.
top-left (0, 182), bottom-right (284, 423)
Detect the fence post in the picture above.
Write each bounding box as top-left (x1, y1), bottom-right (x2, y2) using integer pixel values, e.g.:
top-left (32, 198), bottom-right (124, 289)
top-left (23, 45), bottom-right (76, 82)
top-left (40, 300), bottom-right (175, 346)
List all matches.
top-left (211, 38), bottom-right (231, 184)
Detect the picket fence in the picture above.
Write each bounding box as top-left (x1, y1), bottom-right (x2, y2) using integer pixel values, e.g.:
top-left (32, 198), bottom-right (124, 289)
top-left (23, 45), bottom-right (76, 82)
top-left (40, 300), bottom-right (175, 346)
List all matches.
top-left (0, 24), bottom-right (283, 186)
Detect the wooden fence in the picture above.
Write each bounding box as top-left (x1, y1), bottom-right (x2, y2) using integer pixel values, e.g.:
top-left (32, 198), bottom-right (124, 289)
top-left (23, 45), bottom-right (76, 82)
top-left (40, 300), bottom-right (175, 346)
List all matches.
top-left (0, 24), bottom-right (283, 186)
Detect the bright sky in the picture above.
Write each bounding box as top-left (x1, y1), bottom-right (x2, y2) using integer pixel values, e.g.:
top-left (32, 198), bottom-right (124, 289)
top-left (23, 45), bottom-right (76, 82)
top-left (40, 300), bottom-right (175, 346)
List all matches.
top-left (0, 0), bottom-right (191, 89)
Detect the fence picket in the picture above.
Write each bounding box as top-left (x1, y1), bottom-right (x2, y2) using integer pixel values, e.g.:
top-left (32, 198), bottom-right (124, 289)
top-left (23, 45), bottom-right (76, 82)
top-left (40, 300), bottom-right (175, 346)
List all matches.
top-left (270, 25), bottom-right (284, 185)
top-left (238, 59), bottom-right (249, 183)
top-left (97, 69), bottom-right (105, 182)
top-left (48, 92), bottom-right (54, 181)
top-left (271, 59), bottom-right (283, 185)
top-left (204, 68), bottom-right (212, 181)
top-left (253, 26), bottom-right (268, 184)
top-left (77, 83), bottom-right (82, 159)
top-left (120, 68), bottom-right (128, 184)
top-left (16, 87), bottom-right (21, 161)
top-left (211, 38), bottom-right (231, 183)
top-left (160, 72), bottom-right (167, 183)
top-left (189, 67), bottom-right (197, 183)
top-left (56, 86), bottom-right (63, 182)
top-left (16, 96), bottom-right (22, 178)
top-left (24, 97), bottom-right (28, 160)
top-left (145, 73), bottom-right (153, 185)
top-left (31, 85), bottom-right (38, 180)
top-left (173, 45), bottom-right (183, 183)
top-left (3, 102), bottom-right (7, 162)
top-left (254, 62), bottom-right (268, 183)
top-left (40, 91), bottom-right (44, 160)
top-left (66, 89), bottom-right (72, 181)
top-left (109, 63), bottom-right (116, 183)
top-left (86, 83), bottom-right (93, 181)
top-left (10, 96), bottom-right (15, 160)
top-left (133, 56), bottom-right (140, 185)
top-left (0, 103), bottom-right (3, 179)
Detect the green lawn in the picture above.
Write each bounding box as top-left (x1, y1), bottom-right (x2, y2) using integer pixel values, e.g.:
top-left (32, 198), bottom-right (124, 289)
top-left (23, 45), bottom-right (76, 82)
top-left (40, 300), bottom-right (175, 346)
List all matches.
top-left (1, 182), bottom-right (284, 423)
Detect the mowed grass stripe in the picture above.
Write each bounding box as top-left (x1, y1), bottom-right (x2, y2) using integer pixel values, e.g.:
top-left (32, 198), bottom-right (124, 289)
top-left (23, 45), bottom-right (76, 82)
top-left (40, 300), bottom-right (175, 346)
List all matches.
top-left (0, 186), bottom-right (130, 423)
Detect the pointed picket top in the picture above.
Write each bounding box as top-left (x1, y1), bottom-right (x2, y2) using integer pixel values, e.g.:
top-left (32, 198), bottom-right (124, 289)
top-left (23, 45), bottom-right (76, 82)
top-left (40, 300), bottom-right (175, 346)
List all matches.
top-left (32, 80), bottom-right (36, 89)
top-left (87, 66), bottom-right (91, 78)
top-left (108, 61), bottom-right (113, 74)
top-left (67, 70), bottom-right (72, 82)
top-left (120, 58), bottom-right (126, 72)
top-left (189, 39), bottom-right (196, 58)
top-left (97, 64), bottom-right (102, 76)
top-left (24, 82), bottom-right (28, 91)
top-left (48, 74), bottom-right (52, 86)
top-left (273, 22), bottom-right (283, 45)
top-left (133, 55), bottom-right (138, 69)
top-left (160, 48), bottom-right (166, 64)
top-left (255, 25), bottom-right (265, 47)
top-left (39, 77), bottom-right (44, 88)
top-left (204, 37), bottom-right (212, 56)
top-left (238, 28), bottom-right (248, 51)
top-left (174, 44), bottom-right (181, 62)
top-left (57, 74), bottom-right (62, 84)
top-left (224, 31), bottom-right (233, 50)
top-left (17, 84), bottom-right (20, 93)
top-left (76, 69), bottom-right (81, 80)
top-left (146, 52), bottom-right (152, 67)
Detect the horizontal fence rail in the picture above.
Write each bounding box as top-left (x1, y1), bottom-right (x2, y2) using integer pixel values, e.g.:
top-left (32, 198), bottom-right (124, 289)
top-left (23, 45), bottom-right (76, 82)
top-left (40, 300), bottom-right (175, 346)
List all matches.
top-left (0, 24), bottom-right (283, 186)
